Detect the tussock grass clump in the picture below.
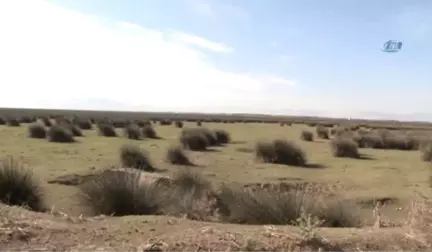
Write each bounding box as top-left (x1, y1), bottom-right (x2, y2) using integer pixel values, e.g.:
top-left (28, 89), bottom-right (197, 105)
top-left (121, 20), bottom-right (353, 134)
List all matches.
top-left (166, 146), bottom-right (194, 165)
top-left (39, 117), bottom-right (52, 127)
top-left (111, 120), bottom-right (128, 128)
top-left (97, 123), bottom-right (117, 137)
top-left (6, 118), bottom-right (20, 127)
top-left (180, 128), bottom-right (209, 151)
top-left (301, 130), bottom-right (314, 142)
top-left (28, 123), bottom-right (46, 139)
top-left (159, 120), bottom-right (172, 126)
top-left (331, 138), bottom-right (359, 158)
top-left (63, 123), bottom-right (83, 137)
top-left (214, 129), bottom-right (231, 144)
top-left (200, 128), bottom-right (218, 146)
top-left (217, 186), bottom-right (360, 227)
top-left (175, 121), bottom-right (184, 128)
top-left (316, 125), bottom-right (329, 139)
top-left (19, 116), bottom-right (33, 123)
top-left (255, 139), bottom-right (307, 166)
top-left (120, 144), bottom-right (156, 172)
top-left (0, 156), bottom-right (44, 211)
top-left (421, 143), bottom-right (432, 162)
top-left (74, 119), bottom-right (92, 130)
top-left (47, 125), bottom-right (75, 143)
top-left (79, 169), bottom-right (162, 216)
top-left (123, 123), bottom-right (141, 140)
top-left (0, 117), bottom-right (5, 125)
top-left (196, 121), bottom-right (202, 126)
top-left (142, 125), bottom-right (159, 139)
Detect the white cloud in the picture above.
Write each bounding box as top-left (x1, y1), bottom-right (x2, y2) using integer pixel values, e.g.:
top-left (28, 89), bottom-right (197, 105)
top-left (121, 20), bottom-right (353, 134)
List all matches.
top-left (169, 31), bottom-right (233, 53)
top-left (187, 0), bottom-right (249, 22)
top-left (0, 0), bottom-right (297, 113)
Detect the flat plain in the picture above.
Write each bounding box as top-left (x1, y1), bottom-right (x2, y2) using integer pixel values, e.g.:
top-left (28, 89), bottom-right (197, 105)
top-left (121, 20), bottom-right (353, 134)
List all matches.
top-left (0, 109), bottom-right (431, 251)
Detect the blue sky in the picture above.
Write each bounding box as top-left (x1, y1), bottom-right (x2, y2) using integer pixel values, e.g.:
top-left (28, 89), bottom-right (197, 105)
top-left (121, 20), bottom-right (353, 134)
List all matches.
top-left (0, 0), bottom-right (431, 119)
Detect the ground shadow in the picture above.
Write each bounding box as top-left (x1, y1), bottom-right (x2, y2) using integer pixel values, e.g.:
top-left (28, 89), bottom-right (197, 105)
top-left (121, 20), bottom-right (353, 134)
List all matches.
top-left (231, 140), bottom-right (247, 144)
top-left (358, 154), bottom-right (375, 160)
top-left (201, 148), bottom-right (221, 153)
top-left (303, 163), bottom-right (327, 169)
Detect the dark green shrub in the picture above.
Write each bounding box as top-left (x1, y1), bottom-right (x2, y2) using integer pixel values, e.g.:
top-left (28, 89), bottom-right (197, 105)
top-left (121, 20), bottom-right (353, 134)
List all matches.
top-left (120, 145), bottom-right (156, 172)
top-left (255, 139), bottom-right (307, 166)
top-left (0, 156), bottom-right (44, 211)
top-left (166, 146), bottom-right (193, 165)
top-left (28, 123), bottom-right (46, 139)
top-left (47, 125), bottom-right (75, 143)
top-left (301, 130), bottom-right (314, 141)
top-left (97, 123), bottom-right (117, 137)
top-left (124, 124), bottom-right (141, 140)
top-left (331, 138), bottom-right (359, 158)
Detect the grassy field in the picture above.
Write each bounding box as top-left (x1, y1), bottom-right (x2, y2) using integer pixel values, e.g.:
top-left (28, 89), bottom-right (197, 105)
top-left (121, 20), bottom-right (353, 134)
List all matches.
top-left (0, 109), bottom-right (432, 251)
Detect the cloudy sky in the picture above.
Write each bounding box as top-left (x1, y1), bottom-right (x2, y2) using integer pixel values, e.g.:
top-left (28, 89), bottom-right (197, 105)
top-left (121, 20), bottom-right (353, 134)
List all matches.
top-left (0, 0), bottom-right (431, 119)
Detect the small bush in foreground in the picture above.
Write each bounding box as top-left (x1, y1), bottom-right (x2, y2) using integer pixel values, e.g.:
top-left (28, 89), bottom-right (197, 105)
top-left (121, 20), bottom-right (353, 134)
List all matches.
top-left (316, 125), bottom-right (329, 139)
top-left (142, 125), bottom-right (159, 139)
top-left (331, 138), bottom-right (359, 158)
top-left (214, 129), bottom-right (231, 144)
top-left (79, 169), bottom-right (162, 216)
top-left (0, 156), bottom-right (44, 211)
top-left (28, 123), bottom-right (46, 139)
top-left (301, 130), bottom-right (314, 142)
top-left (124, 124), bottom-right (141, 140)
top-left (166, 146), bottom-right (194, 165)
top-left (47, 125), bottom-right (75, 143)
top-left (97, 123), bottom-right (117, 137)
top-left (120, 145), bottom-right (156, 172)
top-left (180, 128), bottom-right (209, 151)
top-left (6, 118), bottom-right (20, 127)
top-left (255, 139), bottom-right (307, 166)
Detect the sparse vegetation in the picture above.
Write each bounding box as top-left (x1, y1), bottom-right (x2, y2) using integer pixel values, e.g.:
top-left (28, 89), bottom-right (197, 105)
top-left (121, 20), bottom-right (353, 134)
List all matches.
top-left (255, 139), bottom-right (307, 166)
top-left (0, 156), bottom-right (44, 211)
top-left (119, 144), bottom-right (156, 172)
top-left (28, 123), bottom-right (46, 139)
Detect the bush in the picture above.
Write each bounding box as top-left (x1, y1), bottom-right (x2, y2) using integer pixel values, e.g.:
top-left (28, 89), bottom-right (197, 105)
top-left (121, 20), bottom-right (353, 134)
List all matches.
top-left (255, 139), bottom-right (307, 166)
top-left (196, 121), bottom-right (202, 126)
top-left (112, 120), bottom-right (127, 128)
top-left (214, 129), bottom-right (231, 144)
top-left (200, 128), bottom-right (218, 146)
top-left (180, 128), bottom-right (209, 151)
top-left (124, 124), bottom-right (141, 140)
top-left (301, 130), bottom-right (314, 141)
top-left (421, 143), bottom-right (432, 162)
top-left (60, 123), bottom-right (83, 137)
top-left (47, 125), bottom-right (75, 143)
top-left (316, 125), bottom-right (329, 139)
top-left (39, 117), bottom-right (52, 127)
top-left (0, 156), bottom-right (44, 211)
top-left (0, 117), bottom-right (5, 125)
top-left (331, 138), bottom-right (359, 158)
top-left (159, 120), bottom-right (172, 126)
top-left (79, 169), bottom-right (162, 216)
top-left (175, 121), bottom-right (184, 128)
top-left (166, 146), bottom-right (193, 165)
top-left (120, 145), bottom-right (156, 172)
top-left (97, 123), bottom-right (117, 137)
top-left (19, 116), bottom-right (33, 123)
top-left (28, 123), bottom-right (46, 139)
top-left (74, 119), bottom-right (92, 130)
top-left (142, 125), bottom-right (159, 139)
top-left (6, 118), bottom-right (20, 127)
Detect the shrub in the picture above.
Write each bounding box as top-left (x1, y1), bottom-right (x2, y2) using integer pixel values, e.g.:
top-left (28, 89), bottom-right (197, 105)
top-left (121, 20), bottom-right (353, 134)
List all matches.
top-left (166, 146), bottom-right (193, 165)
top-left (62, 123), bottom-right (83, 137)
top-left (0, 156), bottom-right (44, 211)
top-left (142, 125), bottom-right (158, 139)
top-left (331, 138), bottom-right (359, 158)
top-left (6, 118), bottom-right (20, 127)
top-left (196, 121), bottom-right (202, 126)
top-left (79, 169), bottom-right (162, 216)
top-left (97, 123), bottom-right (117, 137)
top-left (175, 121), bottom-right (184, 128)
top-left (214, 129), bottom-right (231, 144)
top-left (28, 123), bottom-right (46, 139)
top-left (421, 143), bottom-right (432, 162)
top-left (255, 139), bottom-right (307, 166)
top-left (180, 128), bottom-right (209, 151)
top-left (47, 125), bottom-right (75, 143)
top-left (112, 120), bottom-right (127, 128)
top-left (75, 119), bottom-right (92, 130)
top-left (0, 117), bottom-right (5, 125)
top-left (301, 130), bottom-right (314, 141)
top-left (200, 128), bottom-right (218, 146)
top-left (124, 124), bottom-right (141, 140)
top-left (19, 116), bottom-right (33, 123)
top-left (316, 125), bottom-right (329, 139)
top-left (39, 117), bottom-right (52, 127)
top-left (159, 120), bottom-right (172, 126)
top-left (120, 145), bottom-right (156, 172)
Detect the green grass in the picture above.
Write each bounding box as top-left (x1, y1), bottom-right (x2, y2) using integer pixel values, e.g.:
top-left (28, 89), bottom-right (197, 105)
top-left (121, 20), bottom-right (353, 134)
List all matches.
top-left (0, 122), bottom-right (430, 222)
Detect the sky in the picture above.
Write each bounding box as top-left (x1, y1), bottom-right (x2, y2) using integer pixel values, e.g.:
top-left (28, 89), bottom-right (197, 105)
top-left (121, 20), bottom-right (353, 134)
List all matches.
top-left (0, 0), bottom-right (431, 120)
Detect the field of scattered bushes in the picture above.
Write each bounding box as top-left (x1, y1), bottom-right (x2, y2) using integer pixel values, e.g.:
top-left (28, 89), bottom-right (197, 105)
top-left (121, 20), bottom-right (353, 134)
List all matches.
top-left (0, 108), bottom-right (431, 251)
